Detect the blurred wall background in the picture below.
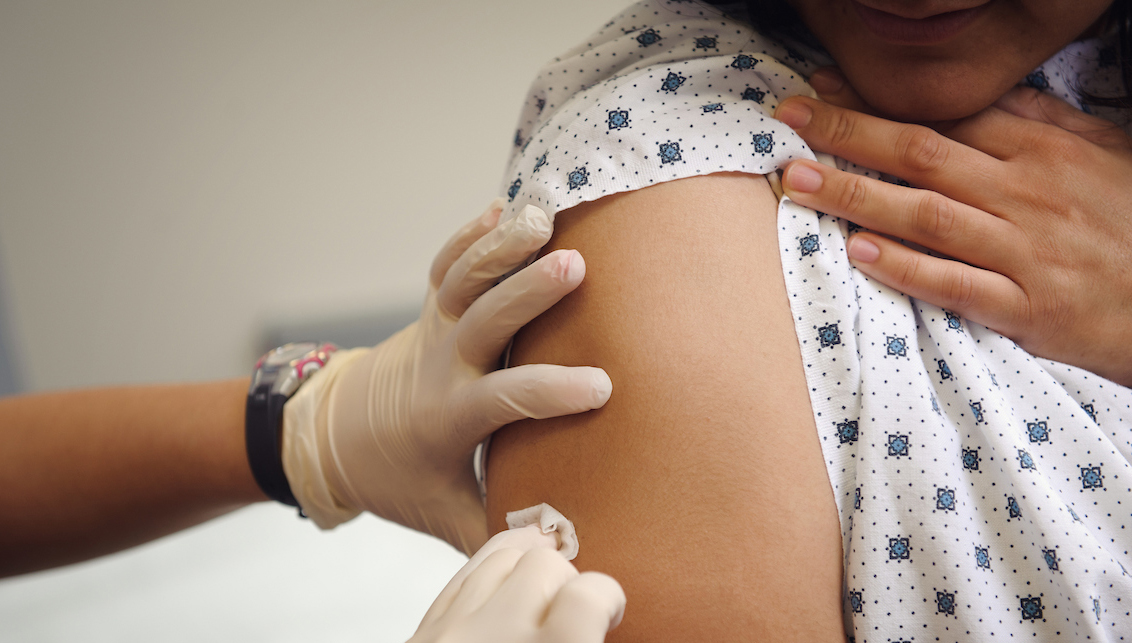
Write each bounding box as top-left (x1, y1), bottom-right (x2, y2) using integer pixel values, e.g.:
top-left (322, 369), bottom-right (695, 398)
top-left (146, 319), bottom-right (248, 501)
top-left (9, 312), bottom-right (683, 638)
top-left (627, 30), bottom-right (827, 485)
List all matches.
top-left (0, 0), bottom-right (625, 640)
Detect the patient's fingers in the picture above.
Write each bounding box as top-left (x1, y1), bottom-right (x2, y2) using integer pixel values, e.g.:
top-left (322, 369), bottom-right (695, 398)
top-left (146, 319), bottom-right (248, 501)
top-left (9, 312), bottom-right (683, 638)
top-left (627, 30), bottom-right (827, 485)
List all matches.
top-left (437, 204), bottom-right (553, 319)
top-left (993, 86), bottom-right (1128, 149)
top-left (808, 67), bottom-right (877, 116)
top-left (429, 198), bottom-right (505, 290)
top-left (455, 248), bottom-right (582, 370)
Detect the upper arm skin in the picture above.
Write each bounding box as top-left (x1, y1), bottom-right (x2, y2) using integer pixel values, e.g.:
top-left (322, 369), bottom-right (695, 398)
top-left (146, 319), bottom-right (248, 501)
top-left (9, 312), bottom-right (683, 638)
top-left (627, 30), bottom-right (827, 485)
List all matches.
top-left (485, 173), bottom-right (847, 642)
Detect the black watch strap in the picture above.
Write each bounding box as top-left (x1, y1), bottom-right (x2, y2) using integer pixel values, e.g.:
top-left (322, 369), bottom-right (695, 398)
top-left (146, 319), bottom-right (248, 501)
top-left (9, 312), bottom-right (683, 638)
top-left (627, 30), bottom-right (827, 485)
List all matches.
top-left (245, 342), bottom-right (338, 509)
top-left (245, 388), bottom-right (298, 507)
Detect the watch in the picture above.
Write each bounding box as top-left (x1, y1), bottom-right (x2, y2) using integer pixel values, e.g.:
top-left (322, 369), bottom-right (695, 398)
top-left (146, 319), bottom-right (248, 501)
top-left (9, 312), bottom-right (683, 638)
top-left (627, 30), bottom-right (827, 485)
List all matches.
top-left (246, 341), bottom-right (338, 509)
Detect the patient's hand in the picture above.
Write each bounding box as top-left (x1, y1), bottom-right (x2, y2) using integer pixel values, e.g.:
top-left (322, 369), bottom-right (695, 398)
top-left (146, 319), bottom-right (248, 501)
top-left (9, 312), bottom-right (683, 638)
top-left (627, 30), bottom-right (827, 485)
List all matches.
top-left (775, 73), bottom-right (1132, 387)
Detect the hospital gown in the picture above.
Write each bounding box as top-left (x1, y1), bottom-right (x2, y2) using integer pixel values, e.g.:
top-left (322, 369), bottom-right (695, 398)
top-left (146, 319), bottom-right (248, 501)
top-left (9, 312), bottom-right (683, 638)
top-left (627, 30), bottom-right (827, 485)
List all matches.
top-left (495, 1), bottom-right (1132, 639)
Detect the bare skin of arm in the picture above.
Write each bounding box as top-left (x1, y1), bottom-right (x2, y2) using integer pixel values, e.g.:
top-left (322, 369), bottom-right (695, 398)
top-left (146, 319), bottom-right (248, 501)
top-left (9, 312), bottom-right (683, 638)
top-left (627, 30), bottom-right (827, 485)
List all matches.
top-left (486, 173), bottom-right (847, 642)
top-left (0, 379), bottom-right (263, 577)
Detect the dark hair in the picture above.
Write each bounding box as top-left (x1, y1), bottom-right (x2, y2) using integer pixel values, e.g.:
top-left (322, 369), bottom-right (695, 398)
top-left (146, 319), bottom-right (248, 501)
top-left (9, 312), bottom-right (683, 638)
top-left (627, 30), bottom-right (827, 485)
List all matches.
top-left (704, 0), bottom-right (1132, 110)
top-left (1086, 0), bottom-right (1132, 109)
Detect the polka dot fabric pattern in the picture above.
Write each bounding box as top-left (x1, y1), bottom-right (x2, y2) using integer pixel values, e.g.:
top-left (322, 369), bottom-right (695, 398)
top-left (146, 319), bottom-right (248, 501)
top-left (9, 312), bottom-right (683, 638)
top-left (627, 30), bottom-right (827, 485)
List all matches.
top-left (498, 1), bottom-right (827, 220)
top-left (497, 1), bottom-right (1132, 640)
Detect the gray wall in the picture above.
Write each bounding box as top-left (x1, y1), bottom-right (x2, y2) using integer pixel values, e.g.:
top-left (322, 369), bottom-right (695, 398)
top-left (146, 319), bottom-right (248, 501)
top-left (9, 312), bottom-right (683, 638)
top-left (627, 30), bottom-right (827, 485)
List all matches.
top-left (0, 1), bottom-right (625, 640)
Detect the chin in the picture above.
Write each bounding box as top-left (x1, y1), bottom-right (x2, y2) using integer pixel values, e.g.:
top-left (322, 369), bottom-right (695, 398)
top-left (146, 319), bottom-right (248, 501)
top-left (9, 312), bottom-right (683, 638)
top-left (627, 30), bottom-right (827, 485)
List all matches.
top-left (842, 62), bottom-right (1019, 124)
top-left (857, 86), bottom-right (998, 123)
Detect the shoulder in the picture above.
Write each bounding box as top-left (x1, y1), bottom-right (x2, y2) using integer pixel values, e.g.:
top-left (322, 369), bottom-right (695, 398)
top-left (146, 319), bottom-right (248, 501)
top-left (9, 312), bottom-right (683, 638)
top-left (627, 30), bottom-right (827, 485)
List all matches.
top-left (500, 0), bottom-right (824, 225)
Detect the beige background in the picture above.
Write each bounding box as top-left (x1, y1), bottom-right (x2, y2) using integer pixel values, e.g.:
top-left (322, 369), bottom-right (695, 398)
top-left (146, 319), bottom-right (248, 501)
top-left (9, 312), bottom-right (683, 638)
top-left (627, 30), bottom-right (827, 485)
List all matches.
top-left (0, 0), bottom-right (626, 640)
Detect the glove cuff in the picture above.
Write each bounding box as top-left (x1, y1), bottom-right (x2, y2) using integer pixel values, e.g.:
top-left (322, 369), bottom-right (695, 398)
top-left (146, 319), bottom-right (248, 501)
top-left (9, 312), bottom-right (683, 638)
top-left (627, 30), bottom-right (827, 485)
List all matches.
top-left (282, 347), bottom-right (368, 529)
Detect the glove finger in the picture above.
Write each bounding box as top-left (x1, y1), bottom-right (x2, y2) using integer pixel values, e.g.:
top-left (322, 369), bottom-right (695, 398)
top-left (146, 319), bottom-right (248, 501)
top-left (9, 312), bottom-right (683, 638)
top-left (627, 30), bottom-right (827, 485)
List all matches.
top-left (455, 248), bottom-right (584, 371)
top-left (484, 548), bottom-right (580, 627)
top-left (437, 203), bottom-right (553, 319)
top-left (437, 547), bottom-right (525, 621)
top-left (542, 572), bottom-right (627, 643)
top-left (452, 364), bottom-right (613, 447)
top-left (420, 526), bottom-right (557, 626)
top-left (429, 198), bottom-right (506, 290)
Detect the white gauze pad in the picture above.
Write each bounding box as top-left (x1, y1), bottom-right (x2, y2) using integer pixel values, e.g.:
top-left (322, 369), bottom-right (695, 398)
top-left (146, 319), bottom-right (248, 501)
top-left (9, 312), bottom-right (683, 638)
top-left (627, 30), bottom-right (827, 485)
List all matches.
top-left (505, 503), bottom-right (579, 561)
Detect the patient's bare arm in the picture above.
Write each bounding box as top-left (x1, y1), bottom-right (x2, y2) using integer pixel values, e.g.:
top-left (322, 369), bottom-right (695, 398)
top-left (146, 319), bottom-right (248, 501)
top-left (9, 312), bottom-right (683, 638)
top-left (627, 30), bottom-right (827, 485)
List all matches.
top-left (486, 173), bottom-right (847, 641)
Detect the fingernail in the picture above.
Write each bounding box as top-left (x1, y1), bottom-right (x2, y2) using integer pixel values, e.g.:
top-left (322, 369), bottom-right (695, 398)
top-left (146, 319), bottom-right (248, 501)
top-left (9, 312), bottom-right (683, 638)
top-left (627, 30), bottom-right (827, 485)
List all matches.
top-left (847, 235), bottom-right (880, 263)
top-left (565, 249), bottom-right (585, 283)
top-left (775, 99), bottom-right (813, 129)
top-left (552, 249), bottom-right (585, 283)
top-left (784, 163), bottom-right (823, 193)
top-left (481, 197), bottom-right (505, 226)
top-left (809, 68), bottom-right (845, 95)
top-left (591, 368), bottom-right (613, 407)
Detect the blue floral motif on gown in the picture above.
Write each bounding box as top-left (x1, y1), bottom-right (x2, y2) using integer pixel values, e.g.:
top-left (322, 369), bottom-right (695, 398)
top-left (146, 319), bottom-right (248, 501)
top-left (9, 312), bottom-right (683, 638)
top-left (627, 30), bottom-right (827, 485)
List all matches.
top-left (607, 109), bottom-right (630, 130)
top-left (693, 35), bottom-right (718, 51)
top-left (1020, 596), bottom-right (1043, 621)
top-left (885, 335), bottom-right (907, 357)
top-left (937, 359), bottom-right (953, 380)
top-left (886, 433), bottom-right (910, 457)
top-left (658, 141), bottom-right (682, 164)
top-left (1006, 496), bottom-right (1022, 519)
top-left (1025, 69), bottom-right (1050, 90)
top-left (636, 28), bottom-right (662, 47)
top-left (1042, 548), bottom-right (1059, 571)
top-left (969, 401), bottom-right (985, 424)
top-left (936, 591), bottom-right (956, 615)
top-left (975, 546), bottom-right (991, 570)
top-left (888, 537), bottom-right (911, 560)
top-left (836, 419), bottom-right (859, 445)
top-left (1080, 464), bottom-right (1104, 490)
top-left (1027, 420), bottom-right (1050, 443)
top-left (566, 167), bottom-right (589, 191)
top-left (799, 233), bottom-right (819, 256)
top-left (730, 54), bottom-right (757, 70)
top-left (936, 487), bottom-right (956, 511)
top-left (817, 323), bottom-right (841, 348)
top-left (962, 448), bottom-right (980, 471)
top-left (752, 132), bottom-right (774, 154)
top-left (660, 71), bottom-right (686, 93)
top-left (742, 86), bottom-right (766, 102)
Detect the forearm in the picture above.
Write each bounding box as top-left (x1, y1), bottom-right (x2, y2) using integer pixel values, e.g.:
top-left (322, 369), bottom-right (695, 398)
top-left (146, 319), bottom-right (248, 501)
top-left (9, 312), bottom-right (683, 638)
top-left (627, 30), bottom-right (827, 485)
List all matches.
top-left (0, 378), bottom-right (263, 577)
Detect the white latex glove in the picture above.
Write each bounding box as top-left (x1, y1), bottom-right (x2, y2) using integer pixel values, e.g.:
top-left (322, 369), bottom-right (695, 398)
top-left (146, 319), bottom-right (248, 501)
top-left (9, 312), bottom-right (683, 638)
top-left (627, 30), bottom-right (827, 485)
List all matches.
top-left (409, 527), bottom-right (626, 643)
top-left (281, 198), bottom-right (613, 554)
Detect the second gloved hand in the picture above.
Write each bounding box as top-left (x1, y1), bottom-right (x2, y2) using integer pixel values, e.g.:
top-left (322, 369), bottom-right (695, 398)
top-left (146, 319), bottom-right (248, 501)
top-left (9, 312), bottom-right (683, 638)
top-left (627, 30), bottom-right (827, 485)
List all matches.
top-left (409, 527), bottom-right (625, 643)
top-left (282, 200), bottom-right (612, 555)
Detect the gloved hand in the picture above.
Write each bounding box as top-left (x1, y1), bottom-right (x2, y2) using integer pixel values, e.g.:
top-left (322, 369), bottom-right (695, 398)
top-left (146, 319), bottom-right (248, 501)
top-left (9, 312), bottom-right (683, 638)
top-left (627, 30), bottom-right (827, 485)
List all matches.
top-left (281, 198), bottom-right (612, 554)
top-left (409, 527), bottom-right (626, 643)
